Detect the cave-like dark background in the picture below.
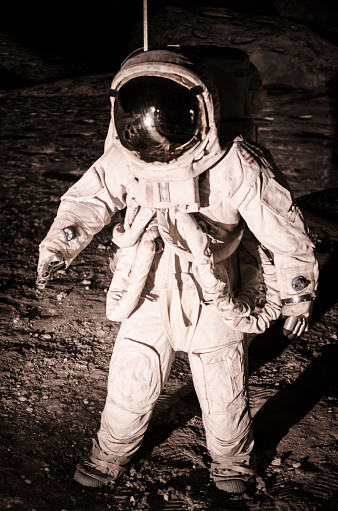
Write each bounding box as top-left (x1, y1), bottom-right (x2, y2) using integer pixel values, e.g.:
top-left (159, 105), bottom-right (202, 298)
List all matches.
top-left (1, 0), bottom-right (338, 87)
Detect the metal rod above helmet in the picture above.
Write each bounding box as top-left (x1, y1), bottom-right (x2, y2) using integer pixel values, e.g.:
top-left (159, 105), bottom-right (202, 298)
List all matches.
top-left (143, 0), bottom-right (148, 51)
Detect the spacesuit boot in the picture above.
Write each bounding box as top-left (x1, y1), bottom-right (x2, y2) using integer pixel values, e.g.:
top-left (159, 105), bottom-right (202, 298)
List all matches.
top-left (73, 438), bottom-right (129, 487)
top-left (211, 454), bottom-right (257, 493)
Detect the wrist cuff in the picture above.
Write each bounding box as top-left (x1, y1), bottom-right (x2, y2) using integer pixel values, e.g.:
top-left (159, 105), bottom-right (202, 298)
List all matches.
top-left (281, 293), bottom-right (315, 305)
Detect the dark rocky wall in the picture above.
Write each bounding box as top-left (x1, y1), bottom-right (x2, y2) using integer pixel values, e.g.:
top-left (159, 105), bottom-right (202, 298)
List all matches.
top-left (1, 0), bottom-right (337, 76)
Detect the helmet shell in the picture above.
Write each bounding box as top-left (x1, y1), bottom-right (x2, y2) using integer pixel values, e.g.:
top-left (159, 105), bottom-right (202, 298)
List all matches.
top-left (106, 48), bottom-right (222, 180)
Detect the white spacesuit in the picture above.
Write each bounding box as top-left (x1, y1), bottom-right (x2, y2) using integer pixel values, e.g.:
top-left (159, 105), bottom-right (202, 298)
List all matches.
top-left (37, 48), bottom-right (318, 493)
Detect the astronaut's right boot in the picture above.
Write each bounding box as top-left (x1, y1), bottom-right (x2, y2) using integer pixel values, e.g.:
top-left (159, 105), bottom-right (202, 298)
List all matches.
top-left (73, 438), bottom-right (129, 487)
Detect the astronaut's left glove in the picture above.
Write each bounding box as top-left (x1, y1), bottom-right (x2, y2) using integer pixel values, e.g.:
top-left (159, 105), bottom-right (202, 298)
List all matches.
top-left (282, 315), bottom-right (310, 340)
top-left (281, 294), bottom-right (314, 340)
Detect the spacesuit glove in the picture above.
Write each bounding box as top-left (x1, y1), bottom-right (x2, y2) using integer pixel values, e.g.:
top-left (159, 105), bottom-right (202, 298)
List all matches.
top-left (281, 299), bottom-right (313, 340)
top-left (282, 315), bottom-right (310, 341)
top-left (36, 247), bottom-right (65, 290)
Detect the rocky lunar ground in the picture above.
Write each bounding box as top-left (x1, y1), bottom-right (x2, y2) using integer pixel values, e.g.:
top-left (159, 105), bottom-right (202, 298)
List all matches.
top-left (0, 4), bottom-right (338, 511)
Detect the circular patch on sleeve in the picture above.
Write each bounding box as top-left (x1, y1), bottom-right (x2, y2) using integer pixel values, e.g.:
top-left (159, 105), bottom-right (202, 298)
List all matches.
top-left (291, 275), bottom-right (309, 292)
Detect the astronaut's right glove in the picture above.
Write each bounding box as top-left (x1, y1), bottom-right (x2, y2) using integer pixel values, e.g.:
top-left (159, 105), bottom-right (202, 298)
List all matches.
top-left (36, 248), bottom-right (65, 290)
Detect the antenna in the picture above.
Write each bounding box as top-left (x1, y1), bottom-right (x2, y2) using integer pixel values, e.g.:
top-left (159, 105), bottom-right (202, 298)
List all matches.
top-left (143, 0), bottom-right (148, 51)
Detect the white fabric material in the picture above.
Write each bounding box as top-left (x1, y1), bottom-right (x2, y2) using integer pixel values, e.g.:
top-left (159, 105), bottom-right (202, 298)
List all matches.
top-left (38, 49), bottom-right (318, 475)
top-left (112, 206), bottom-right (155, 248)
top-left (106, 226), bottom-right (158, 322)
top-left (37, 135), bottom-right (318, 332)
top-left (98, 298), bottom-right (251, 467)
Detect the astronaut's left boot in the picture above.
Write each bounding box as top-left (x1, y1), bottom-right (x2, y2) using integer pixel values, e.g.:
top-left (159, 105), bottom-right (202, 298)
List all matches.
top-left (73, 439), bottom-right (128, 487)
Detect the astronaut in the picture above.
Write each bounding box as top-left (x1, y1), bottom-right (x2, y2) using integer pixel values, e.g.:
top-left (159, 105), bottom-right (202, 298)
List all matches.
top-left (37, 48), bottom-right (318, 494)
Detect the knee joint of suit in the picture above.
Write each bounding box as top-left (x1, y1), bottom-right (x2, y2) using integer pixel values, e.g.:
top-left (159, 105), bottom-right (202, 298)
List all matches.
top-left (107, 338), bottom-right (162, 414)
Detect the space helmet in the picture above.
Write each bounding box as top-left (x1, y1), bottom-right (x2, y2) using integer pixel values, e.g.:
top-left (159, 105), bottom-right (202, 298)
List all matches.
top-left (114, 74), bottom-right (206, 164)
top-left (108, 48), bottom-right (222, 169)
top-left (107, 48), bottom-right (222, 209)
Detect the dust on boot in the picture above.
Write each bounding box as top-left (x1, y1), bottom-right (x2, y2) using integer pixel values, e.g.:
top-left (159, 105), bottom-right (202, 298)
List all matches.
top-left (211, 455), bottom-right (257, 494)
top-left (74, 438), bottom-right (129, 487)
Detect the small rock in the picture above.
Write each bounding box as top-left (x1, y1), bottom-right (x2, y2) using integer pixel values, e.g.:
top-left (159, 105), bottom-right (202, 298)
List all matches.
top-left (202, 10), bottom-right (233, 19)
top-left (41, 334), bottom-right (52, 340)
top-left (292, 461), bottom-right (302, 469)
top-left (192, 30), bottom-right (208, 39)
top-left (294, 114), bottom-right (313, 120)
top-left (271, 457), bottom-right (282, 466)
top-left (232, 36), bottom-right (255, 44)
top-left (255, 476), bottom-right (267, 492)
